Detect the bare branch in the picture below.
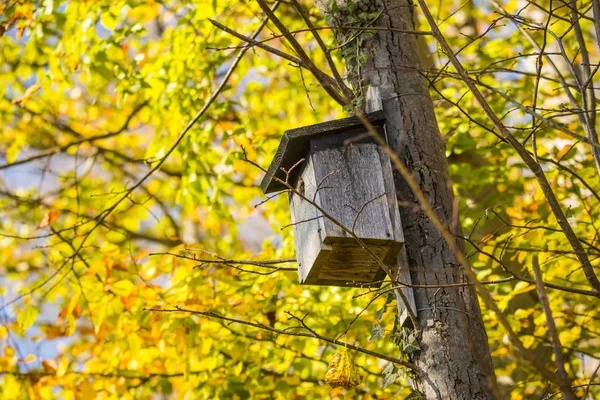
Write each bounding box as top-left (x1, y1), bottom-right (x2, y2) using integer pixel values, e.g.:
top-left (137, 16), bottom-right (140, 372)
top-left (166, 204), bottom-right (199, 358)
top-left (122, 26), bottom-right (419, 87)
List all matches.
top-left (208, 19), bottom-right (303, 67)
top-left (0, 101), bottom-right (148, 170)
top-left (150, 250), bottom-right (296, 271)
top-left (532, 255), bottom-right (576, 399)
top-left (418, 0), bottom-right (600, 295)
top-left (255, 0), bottom-right (348, 106)
top-left (289, 0), bottom-right (353, 100)
top-left (145, 306), bottom-right (420, 371)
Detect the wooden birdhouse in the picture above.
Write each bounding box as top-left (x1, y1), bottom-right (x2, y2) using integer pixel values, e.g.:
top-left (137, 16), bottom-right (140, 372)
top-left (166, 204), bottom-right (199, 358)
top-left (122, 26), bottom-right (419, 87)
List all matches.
top-left (261, 110), bottom-right (405, 287)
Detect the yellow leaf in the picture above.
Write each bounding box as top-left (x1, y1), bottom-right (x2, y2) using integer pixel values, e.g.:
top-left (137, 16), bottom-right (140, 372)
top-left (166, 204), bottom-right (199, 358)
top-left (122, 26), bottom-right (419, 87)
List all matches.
top-left (512, 281), bottom-right (535, 296)
top-left (77, 381), bottom-right (96, 398)
top-left (37, 209), bottom-right (60, 230)
top-left (59, 292), bottom-right (80, 320)
top-left (324, 348), bottom-right (362, 389)
top-left (100, 242), bottom-right (120, 256)
top-left (20, 354), bottom-right (36, 363)
top-left (522, 335), bottom-right (535, 348)
top-left (100, 11), bottom-right (118, 30)
top-left (91, 303), bottom-right (107, 335)
top-left (17, 304), bottom-right (39, 332)
top-left (66, 314), bottom-right (76, 336)
top-left (127, 333), bottom-right (141, 354)
top-left (42, 359), bottom-right (57, 374)
top-left (86, 258), bottom-right (105, 276)
top-left (556, 144), bottom-right (574, 160)
top-left (56, 356), bottom-right (69, 377)
top-left (232, 361), bottom-right (244, 376)
top-left (111, 279), bottom-right (135, 296)
top-left (175, 328), bottom-right (188, 356)
top-left (508, 168), bottom-right (521, 182)
top-left (13, 81), bottom-right (41, 106)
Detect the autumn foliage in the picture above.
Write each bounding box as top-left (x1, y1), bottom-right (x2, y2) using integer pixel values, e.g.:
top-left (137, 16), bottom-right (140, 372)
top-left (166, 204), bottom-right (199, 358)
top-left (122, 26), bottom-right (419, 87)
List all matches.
top-left (0, 0), bottom-right (599, 399)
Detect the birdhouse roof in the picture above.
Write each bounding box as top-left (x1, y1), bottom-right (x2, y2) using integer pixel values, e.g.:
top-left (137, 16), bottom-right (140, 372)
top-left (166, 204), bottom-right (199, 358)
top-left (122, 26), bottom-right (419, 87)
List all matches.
top-left (260, 110), bottom-right (386, 193)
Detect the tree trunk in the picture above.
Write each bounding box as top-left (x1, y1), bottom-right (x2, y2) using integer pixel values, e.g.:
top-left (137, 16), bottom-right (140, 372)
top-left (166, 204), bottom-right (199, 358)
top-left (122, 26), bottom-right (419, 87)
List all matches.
top-left (313, 0), bottom-right (499, 398)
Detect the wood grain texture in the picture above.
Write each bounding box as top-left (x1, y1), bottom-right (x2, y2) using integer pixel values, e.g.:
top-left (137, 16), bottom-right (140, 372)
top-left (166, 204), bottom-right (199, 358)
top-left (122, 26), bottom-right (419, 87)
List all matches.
top-left (288, 158), bottom-right (324, 284)
top-left (309, 242), bottom-right (389, 286)
top-left (289, 139), bottom-right (405, 287)
top-left (311, 142), bottom-right (395, 242)
top-left (377, 145), bottom-right (417, 323)
top-left (365, 86), bottom-right (383, 113)
top-left (261, 110), bottom-right (386, 194)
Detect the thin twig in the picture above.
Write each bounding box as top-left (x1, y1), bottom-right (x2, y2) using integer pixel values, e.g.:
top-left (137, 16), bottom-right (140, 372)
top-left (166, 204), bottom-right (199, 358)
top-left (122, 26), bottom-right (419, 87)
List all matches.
top-left (281, 215), bottom-right (324, 230)
top-left (145, 306), bottom-right (420, 372)
top-left (532, 255), bottom-right (576, 399)
top-left (582, 361), bottom-right (600, 399)
top-left (0, 101), bottom-right (148, 170)
top-left (425, 21), bottom-right (600, 294)
top-left (150, 251), bottom-right (296, 271)
top-left (255, 0), bottom-right (348, 106)
top-left (290, 0), bottom-right (353, 101)
top-left (351, 192), bottom-right (388, 233)
top-left (0, 0), bottom-right (284, 311)
top-left (463, 236), bottom-right (600, 298)
top-left (241, 148), bottom-right (420, 329)
top-left (209, 19), bottom-right (303, 67)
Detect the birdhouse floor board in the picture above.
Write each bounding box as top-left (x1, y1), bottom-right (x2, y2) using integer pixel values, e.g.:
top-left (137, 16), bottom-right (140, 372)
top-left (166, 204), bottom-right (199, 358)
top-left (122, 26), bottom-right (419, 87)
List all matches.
top-left (301, 242), bottom-right (391, 287)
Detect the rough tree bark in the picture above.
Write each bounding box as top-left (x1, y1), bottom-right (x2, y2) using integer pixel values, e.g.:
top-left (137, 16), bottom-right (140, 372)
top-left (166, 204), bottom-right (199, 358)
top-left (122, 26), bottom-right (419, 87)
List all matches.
top-left (312, 0), bottom-right (499, 398)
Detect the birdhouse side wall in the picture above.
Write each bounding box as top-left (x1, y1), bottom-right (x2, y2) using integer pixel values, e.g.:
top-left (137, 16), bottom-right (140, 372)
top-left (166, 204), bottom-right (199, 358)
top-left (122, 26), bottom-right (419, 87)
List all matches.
top-left (287, 158), bottom-right (327, 284)
top-left (309, 140), bottom-right (401, 245)
top-left (377, 145), bottom-right (405, 245)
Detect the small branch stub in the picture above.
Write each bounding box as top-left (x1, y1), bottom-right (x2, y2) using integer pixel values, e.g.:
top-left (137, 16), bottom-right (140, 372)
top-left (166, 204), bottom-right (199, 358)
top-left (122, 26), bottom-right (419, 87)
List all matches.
top-left (365, 86), bottom-right (383, 113)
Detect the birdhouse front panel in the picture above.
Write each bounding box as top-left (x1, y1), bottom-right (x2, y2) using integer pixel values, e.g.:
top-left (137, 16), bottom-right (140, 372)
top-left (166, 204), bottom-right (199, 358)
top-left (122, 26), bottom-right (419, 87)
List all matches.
top-left (261, 111), bottom-right (405, 287)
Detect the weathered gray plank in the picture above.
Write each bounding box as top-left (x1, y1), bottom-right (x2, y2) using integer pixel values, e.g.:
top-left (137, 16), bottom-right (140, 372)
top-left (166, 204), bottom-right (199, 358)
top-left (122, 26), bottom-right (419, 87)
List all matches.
top-left (288, 158), bottom-right (325, 284)
top-left (376, 145), bottom-right (416, 324)
top-left (261, 110), bottom-right (386, 194)
top-left (311, 142), bottom-right (395, 242)
top-left (315, 242), bottom-right (390, 283)
top-left (377, 145), bottom-right (405, 244)
top-left (394, 247), bottom-right (418, 327)
top-left (365, 86), bottom-right (383, 113)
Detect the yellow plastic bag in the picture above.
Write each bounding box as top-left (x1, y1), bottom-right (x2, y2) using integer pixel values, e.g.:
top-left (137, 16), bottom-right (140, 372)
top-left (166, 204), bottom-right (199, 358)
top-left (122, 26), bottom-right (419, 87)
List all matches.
top-left (324, 347), bottom-right (362, 389)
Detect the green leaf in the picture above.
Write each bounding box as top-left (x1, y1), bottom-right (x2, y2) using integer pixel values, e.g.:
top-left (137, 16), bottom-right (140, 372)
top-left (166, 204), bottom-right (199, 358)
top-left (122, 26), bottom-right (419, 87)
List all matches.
top-left (402, 329), bottom-right (421, 355)
top-left (18, 305), bottom-right (39, 332)
top-left (66, 314), bottom-right (76, 336)
top-left (376, 305), bottom-right (387, 320)
top-left (382, 362), bottom-right (394, 375)
top-left (385, 291), bottom-right (395, 304)
top-left (381, 364), bottom-right (399, 388)
top-left (369, 323), bottom-right (385, 342)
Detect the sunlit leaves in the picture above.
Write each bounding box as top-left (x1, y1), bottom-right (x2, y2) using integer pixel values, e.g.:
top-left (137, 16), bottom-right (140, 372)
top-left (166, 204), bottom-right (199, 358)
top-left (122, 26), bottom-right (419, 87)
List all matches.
top-left (110, 279), bottom-right (135, 297)
top-left (0, 0), bottom-right (598, 399)
top-left (17, 304), bottom-right (39, 333)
